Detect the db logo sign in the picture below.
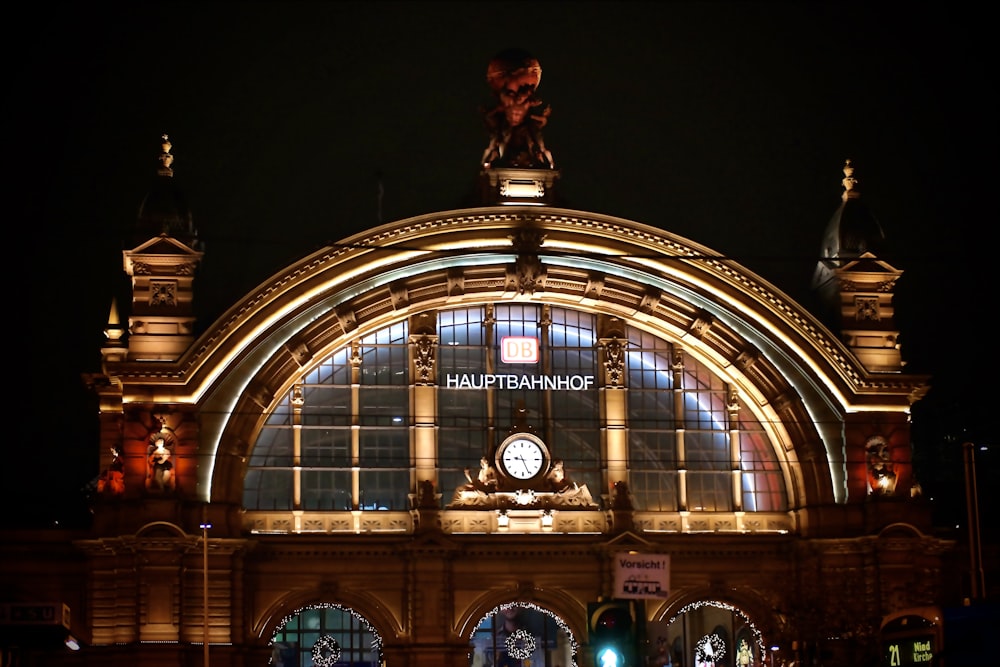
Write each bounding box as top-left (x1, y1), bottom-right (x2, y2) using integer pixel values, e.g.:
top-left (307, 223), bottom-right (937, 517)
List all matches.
top-left (501, 336), bottom-right (539, 363)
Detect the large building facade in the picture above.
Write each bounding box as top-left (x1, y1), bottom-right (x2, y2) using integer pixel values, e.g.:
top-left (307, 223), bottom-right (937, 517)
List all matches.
top-left (1, 55), bottom-right (973, 667)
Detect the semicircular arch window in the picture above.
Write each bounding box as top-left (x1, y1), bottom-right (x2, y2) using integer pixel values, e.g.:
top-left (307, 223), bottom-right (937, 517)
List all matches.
top-left (242, 304), bottom-right (786, 514)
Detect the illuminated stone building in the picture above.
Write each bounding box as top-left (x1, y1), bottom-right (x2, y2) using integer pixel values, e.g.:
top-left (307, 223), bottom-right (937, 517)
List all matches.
top-left (1, 54), bottom-right (966, 667)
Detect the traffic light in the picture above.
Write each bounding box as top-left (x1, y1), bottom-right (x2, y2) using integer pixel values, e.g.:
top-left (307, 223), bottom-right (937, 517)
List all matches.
top-left (588, 599), bottom-right (635, 667)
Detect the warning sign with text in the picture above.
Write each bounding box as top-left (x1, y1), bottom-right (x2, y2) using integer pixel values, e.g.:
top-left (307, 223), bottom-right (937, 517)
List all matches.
top-left (613, 553), bottom-right (670, 599)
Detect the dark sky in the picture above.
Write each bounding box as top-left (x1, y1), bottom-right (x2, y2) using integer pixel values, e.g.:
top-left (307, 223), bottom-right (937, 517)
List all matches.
top-left (17, 2), bottom-right (993, 528)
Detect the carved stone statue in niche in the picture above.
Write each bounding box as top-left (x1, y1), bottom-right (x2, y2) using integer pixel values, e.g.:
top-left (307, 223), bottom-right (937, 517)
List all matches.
top-left (96, 446), bottom-right (125, 496)
top-left (417, 479), bottom-right (437, 509)
top-left (611, 480), bottom-right (635, 510)
top-left (146, 431), bottom-right (176, 493)
top-left (865, 435), bottom-right (895, 494)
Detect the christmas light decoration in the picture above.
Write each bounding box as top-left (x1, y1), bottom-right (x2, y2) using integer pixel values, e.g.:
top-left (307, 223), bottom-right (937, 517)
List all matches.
top-left (695, 633), bottom-right (726, 663)
top-left (506, 628), bottom-right (537, 659)
top-left (311, 635), bottom-right (341, 667)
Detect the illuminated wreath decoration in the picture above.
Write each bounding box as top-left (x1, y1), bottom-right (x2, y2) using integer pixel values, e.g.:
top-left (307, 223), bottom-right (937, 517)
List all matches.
top-left (695, 633), bottom-right (726, 663)
top-left (506, 628), bottom-right (536, 659)
top-left (311, 634), bottom-right (342, 667)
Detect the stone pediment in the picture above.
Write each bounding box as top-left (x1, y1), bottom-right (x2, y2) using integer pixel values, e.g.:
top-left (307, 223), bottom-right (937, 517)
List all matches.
top-left (836, 251), bottom-right (901, 277)
top-left (601, 530), bottom-right (654, 549)
top-left (126, 233), bottom-right (202, 257)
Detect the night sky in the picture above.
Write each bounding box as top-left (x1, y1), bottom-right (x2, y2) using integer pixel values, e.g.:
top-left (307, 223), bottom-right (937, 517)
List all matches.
top-left (15, 3), bottom-right (992, 529)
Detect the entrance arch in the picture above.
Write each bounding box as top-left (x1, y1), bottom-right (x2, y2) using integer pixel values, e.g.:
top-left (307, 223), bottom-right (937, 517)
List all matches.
top-left (268, 602), bottom-right (383, 666)
top-left (651, 600), bottom-right (766, 667)
top-left (469, 601), bottom-right (579, 667)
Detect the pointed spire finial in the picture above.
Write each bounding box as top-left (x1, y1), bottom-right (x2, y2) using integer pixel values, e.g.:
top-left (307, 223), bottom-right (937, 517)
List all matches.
top-left (158, 134), bottom-right (174, 177)
top-left (841, 159), bottom-right (859, 200)
top-left (104, 297), bottom-right (125, 345)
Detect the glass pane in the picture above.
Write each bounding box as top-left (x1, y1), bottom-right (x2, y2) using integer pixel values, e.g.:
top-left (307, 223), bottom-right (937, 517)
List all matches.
top-left (358, 429), bottom-right (409, 466)
top-left (263, 399), bottom-right (292, 426)
top-left (629, 470), bottom-right (679, 511)
top-left (494, 303), bottom-right (539, 340)
top-left (737, 406), bottom-right (786, 511)
top-left (243, 469), bottom-right (293, 510)
top-left (360, 344), bottom-right (408, 385)
top-left (301, 470), bottom-right (353, 510)
top-left (682, 389), bottom-right (728, 430)
top-left (686, 472), bottom-right (733, 511)
top-left (358, 469), bottom-right (409, 510)
top-left (439, 306), bottom-right (485, 346)
top-left (742, 470), bottom-right (786, 512)
top-left (685, 431), bottom-right (730, 471)
top-left (301, 386), bottom-right (352, 426)
top-left (357, 387), bottom-right (408, 426)
top-left (249, 428), bottom-right (294, 466)
top-left (629, 430), bottom-right (677, 468)
top-left (362, 321), bottom-right (407, 345)
top-left (629, 390), bottom-right (676, 427)
top-left (302, 347), bottom-right (351, 386)
top-left (301, 428), bottom-right (352, 466)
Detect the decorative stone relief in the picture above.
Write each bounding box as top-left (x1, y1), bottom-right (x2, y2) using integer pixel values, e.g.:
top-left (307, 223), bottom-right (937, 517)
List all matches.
top-left (602, 337), bottom-right (626, 387)
top-left (150, 281), bottom-right (176, 306)
top-left (413, 334), bottom-right (436, 384)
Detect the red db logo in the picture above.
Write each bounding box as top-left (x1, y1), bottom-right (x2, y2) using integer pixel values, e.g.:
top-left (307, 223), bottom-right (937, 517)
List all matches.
top-left (501, 336), bottom-right (538, 363)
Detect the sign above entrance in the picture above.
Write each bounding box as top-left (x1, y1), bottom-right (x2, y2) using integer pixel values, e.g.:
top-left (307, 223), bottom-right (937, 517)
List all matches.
top-left (613, 553), bottom-right (670, 599)
top-left (445, 373), bottom-right (594, 390)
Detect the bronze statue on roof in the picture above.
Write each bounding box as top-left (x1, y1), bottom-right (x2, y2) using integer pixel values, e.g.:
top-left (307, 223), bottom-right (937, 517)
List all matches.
top-left (480, 48), bottom-right (554, 170)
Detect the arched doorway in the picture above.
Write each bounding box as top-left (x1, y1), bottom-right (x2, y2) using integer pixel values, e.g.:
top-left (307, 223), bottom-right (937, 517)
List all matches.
top-left (648, 600), bottom-right (765, 667)
top-left (469, 602), bottom-right (578, 667)
top-left (268, 603), bottom-right (383, 666)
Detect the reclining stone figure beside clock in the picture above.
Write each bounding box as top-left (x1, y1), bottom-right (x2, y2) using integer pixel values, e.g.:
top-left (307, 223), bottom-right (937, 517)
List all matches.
top-left (448, 455), bottom-right (595, 508)
top-left (466, 457), bottom-right (499, 492)
top-left (543, 459), bottom-right (596, 506)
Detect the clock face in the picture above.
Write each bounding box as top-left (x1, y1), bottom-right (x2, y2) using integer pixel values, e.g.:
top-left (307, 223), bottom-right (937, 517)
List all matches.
top-left (499, 436), bottom-right (546, 480)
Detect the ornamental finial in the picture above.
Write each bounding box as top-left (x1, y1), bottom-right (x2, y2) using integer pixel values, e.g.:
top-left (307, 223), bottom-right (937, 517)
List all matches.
top-left (841, 159), bottom-right (859, 200)
top-left (158, 133), bottom-right (174, 176)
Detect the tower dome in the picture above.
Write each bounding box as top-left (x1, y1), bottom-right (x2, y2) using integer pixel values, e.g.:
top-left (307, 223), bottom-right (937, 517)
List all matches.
top-left (810, 161), bottom-right (904, 372)
top-left (133, 134), bottom-right (198, 248)
top-left (818, 159), bottom-right (886, 260)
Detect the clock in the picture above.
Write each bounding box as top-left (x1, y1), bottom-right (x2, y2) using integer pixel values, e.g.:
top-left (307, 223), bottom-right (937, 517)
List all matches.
top-left (497, 433), bottom-right (549, 480)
